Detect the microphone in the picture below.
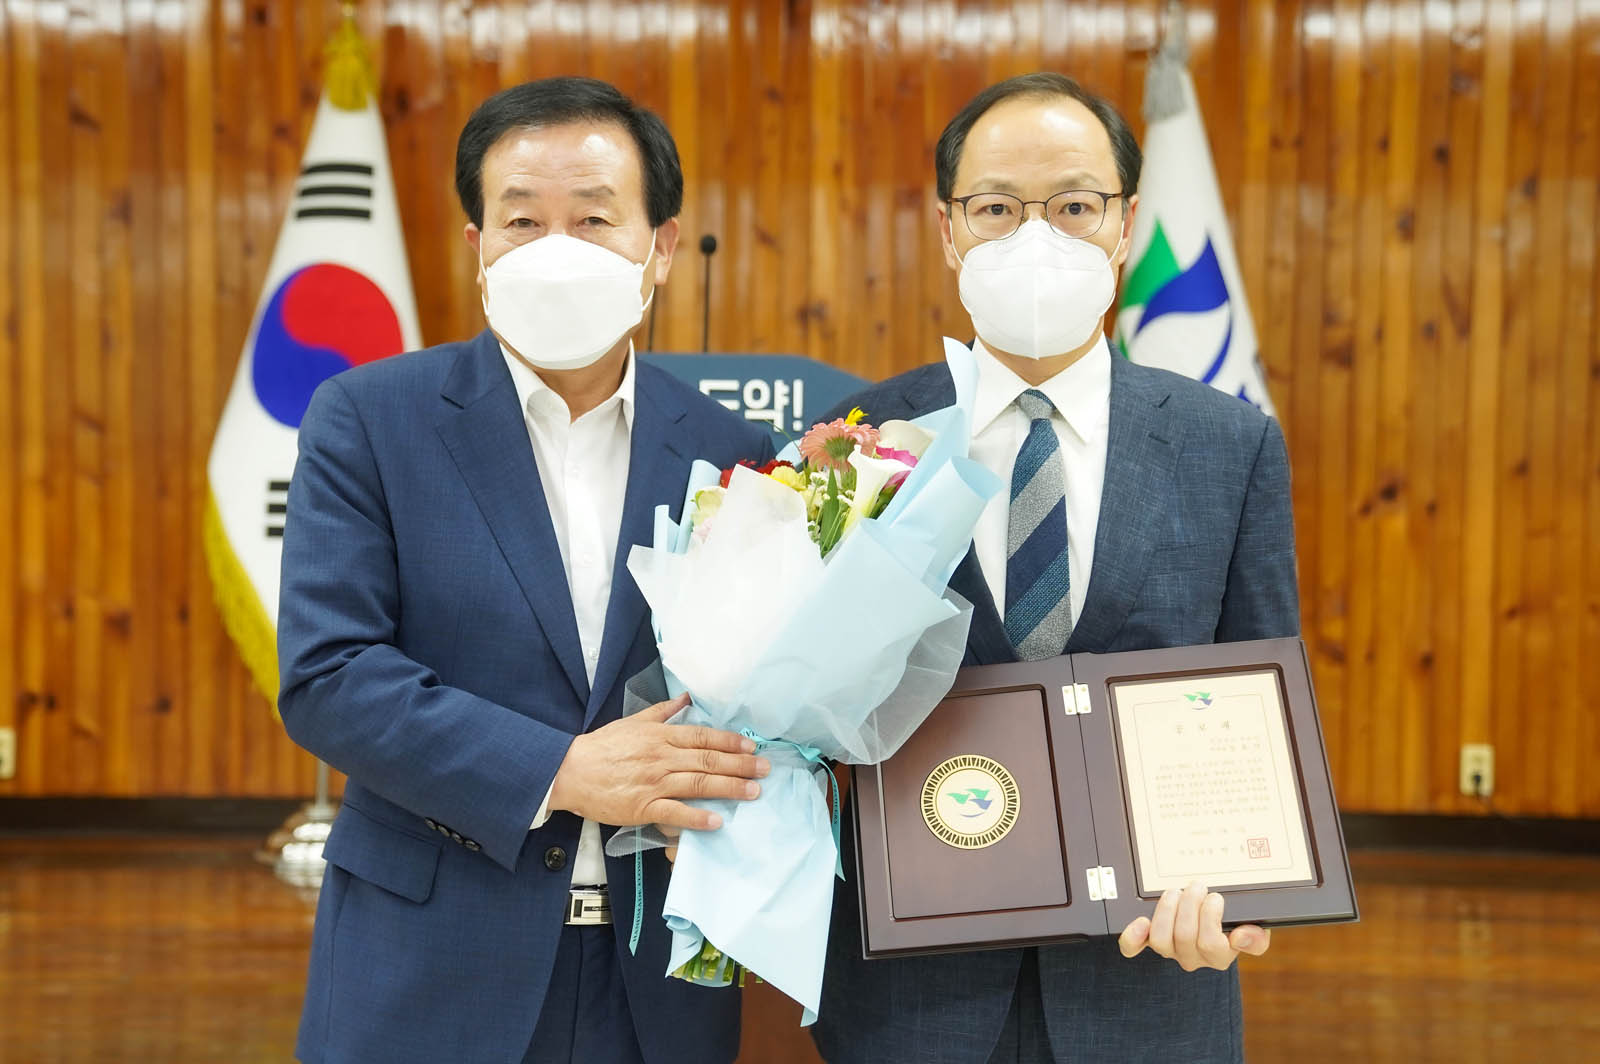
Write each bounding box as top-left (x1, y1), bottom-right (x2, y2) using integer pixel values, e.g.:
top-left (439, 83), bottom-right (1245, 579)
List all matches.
top-left (699, 234), bottom-right (717, 353)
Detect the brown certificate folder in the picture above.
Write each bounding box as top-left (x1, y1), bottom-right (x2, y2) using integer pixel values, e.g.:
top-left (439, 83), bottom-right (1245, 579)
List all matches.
top-left (851, 637), bottom-right (1357, 958)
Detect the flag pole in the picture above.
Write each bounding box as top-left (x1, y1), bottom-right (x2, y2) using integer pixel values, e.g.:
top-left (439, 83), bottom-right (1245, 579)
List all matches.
top-left (255, 5), bottom-right (377, 891)
top-left (259, 761), bottom-right (340, 891)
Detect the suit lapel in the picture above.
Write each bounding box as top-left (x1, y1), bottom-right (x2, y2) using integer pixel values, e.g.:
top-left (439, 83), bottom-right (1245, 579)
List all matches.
top-left (948, 548), bottom-right (1014, 666)
top-left (584, 366), bottom-right (691, 724)
top-left (435, 332), bottom-right (590, 705)
top-left (1067, 357), bottom-right (1184, 652)
top-left (893, 364), bottom-right (1013, 666)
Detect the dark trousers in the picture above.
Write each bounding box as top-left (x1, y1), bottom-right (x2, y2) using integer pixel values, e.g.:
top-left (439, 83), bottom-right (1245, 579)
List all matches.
top-left (985, 949), bottom-right (1054, 1064)
top-left (523, 925), bottom-right (645, 1064)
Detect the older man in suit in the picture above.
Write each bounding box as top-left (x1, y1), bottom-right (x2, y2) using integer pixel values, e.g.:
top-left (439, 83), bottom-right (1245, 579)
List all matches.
top-left (277, 78), bottom-right (773, 1064)
top-left (813, 73), bottom-right (1298, 1064)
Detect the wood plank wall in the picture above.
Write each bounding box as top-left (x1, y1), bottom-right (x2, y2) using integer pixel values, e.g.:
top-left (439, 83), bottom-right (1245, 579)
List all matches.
top-left (1, 0), bottom-right (1596, 816)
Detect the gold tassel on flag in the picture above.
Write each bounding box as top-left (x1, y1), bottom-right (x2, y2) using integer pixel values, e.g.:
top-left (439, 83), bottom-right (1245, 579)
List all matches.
top-left (323, 6), bottom-right (376, 112)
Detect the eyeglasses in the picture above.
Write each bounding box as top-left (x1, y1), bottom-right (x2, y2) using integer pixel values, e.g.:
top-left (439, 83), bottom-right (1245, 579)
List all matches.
top-left (949, 189), bottom-right (1128, 242)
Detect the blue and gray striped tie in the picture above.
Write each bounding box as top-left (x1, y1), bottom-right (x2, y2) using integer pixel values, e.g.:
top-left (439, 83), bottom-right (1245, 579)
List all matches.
top-left (1004, 389), bottom-right (1073, 661)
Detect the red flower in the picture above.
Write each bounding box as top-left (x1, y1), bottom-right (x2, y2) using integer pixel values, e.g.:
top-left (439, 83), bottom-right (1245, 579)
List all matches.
top-left (720, 458), bottom-right (797, 488)
top-left (719, 460), bottom-right (757, 488)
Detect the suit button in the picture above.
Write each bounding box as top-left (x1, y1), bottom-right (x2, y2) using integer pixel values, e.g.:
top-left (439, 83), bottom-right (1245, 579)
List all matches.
top-left (449, 830), bottom-right (463, 844)
top-left (423, 818), bottom-right (438, 831)
top-left (544, 846), bottom-right (568, 871)
top-left (464, 840), bottom-right (481, 852)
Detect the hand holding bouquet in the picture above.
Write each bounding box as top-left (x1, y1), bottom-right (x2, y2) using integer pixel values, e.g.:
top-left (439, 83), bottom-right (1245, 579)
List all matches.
top-left (610, 339), bottom-right (1000, 1023)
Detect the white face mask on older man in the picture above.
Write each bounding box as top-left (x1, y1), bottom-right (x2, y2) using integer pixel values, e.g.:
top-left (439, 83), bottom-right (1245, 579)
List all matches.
top-left (481, 232), bottom-right (656, 371)
top-left (955, 219), bottom-right (1121, 360)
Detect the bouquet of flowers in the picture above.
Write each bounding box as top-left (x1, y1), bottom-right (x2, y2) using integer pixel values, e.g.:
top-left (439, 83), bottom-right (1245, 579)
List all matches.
top-left (609, 339), bottom-right (1000, 1023)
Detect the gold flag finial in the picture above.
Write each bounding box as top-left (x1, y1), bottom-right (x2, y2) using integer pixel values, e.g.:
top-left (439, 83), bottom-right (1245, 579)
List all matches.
top-left (324, 5), bottom-right (376, 111)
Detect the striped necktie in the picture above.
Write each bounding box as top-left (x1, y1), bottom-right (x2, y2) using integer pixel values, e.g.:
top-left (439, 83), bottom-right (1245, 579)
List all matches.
top-left (1004, 389), bottom-right (1072, 661)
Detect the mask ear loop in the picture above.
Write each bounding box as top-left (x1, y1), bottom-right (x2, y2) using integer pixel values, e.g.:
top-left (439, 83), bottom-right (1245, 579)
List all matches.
top-left (950, 205), bottom-right (972, 268)
top-left (477, 233), bottom-right (493, 320)
top-left (640, 227), bottom-right (658, 316)
top-left (1104, 208), bottom-right (1129, 267)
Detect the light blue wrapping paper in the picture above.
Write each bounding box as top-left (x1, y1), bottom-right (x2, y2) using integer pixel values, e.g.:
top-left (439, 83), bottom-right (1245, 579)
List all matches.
top-left (613, 338), bottom-right (1000, 1023)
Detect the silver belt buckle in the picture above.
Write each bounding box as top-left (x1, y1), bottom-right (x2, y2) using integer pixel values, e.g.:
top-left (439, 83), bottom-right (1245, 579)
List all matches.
top-left (566, 887), bottom-right (612, 926)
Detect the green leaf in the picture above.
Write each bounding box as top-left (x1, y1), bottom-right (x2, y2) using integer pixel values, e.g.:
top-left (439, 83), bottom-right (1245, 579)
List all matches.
top-left (816, 468), bottom-right (848, 554)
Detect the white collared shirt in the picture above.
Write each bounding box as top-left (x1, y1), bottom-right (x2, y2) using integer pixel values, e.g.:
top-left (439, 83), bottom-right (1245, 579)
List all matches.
top-left (968, 334), bottom-right (1112, 631)
top-left (504, 344), bottom-right (635, 888)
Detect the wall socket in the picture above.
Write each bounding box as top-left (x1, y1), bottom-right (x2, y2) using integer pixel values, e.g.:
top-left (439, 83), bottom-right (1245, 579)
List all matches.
top-left (1459, 743), bottom-right (1494, 797)
top-left (0, 726), bottom-right (14, 781)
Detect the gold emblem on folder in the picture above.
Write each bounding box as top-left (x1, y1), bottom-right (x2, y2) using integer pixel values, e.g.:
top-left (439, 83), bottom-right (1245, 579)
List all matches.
top-left (921, 754), bottom-right (1020, 850)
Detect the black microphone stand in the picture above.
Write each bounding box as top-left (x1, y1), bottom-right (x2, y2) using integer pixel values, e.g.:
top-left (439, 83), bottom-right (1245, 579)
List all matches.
top-left (699, 234), bottom-right (717, 352)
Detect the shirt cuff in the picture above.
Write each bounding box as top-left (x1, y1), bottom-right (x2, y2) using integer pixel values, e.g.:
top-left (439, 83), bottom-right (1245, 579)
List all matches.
top-left (529, 783), bottom-right (555, 831)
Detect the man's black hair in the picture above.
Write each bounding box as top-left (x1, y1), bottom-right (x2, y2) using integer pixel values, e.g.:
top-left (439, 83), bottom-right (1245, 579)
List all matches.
top-left (454, 76), bottom-right (683, 229)
top-left (934, 72), bottom-right (1142, 200)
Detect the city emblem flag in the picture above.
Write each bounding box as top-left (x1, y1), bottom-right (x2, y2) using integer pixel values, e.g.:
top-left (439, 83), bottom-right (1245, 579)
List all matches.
top-left (203, 19), bottom-right (420, 707)
top-left (1114, 9), bottom-right (1275, 414)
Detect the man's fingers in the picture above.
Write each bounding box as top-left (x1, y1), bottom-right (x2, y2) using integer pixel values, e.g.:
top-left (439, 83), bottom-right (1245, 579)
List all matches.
top-left (1170, 882), bottom-right (1207, 971)
top-left (1146, 888), bottom-right (1180, 958)
top-left (668, 723), bottom-right (759, 756)
top-left (1118, 916), bottom-right (1151, 959)
top-left (665, 771), bottom-right (762, 803)
top-left (658, 824), bottom-right (681, 863)
top-left (645, 799), bottom-right (724, 833)
top-left (1197, 892), bottom-right (1234, 968)
top-left (636, 693), bottom-right (693, 724)
top-left (682, 748), bottom-right (769, 780)
top-left (1229, 925), bottom-right (1271, 957)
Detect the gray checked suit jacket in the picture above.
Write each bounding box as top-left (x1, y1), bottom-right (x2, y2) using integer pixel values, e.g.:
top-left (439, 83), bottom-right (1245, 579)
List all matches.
top-left (811, 351), bottom-right (1301, 1064)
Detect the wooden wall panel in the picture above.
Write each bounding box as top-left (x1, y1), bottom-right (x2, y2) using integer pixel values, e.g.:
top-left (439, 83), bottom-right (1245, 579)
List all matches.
top-left (1, 0), bottom-right (1597, 817)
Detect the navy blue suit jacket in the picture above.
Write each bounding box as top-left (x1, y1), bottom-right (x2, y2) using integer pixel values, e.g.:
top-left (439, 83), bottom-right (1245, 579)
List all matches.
top-left (277, 330), bottom-right (772, 1064)
top-left (812, 353), bottom-right (1301, 1063)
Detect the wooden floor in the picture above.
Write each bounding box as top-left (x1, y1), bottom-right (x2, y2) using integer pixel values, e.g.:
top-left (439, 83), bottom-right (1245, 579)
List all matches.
top-left (1, 836), bottom-right (1596, 1063)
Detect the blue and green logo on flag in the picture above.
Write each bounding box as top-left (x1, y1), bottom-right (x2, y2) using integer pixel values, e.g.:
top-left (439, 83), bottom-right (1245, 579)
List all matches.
top-left (1115, 16), bottom-right (1275, 415)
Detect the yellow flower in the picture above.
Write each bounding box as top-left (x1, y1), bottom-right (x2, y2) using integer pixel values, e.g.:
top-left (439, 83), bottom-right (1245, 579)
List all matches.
top-left (768, 465), bottom-right (807, 492)
top-left (845, 407), bottom-right (867, 426)
top-left (690, 485), bottom-right (725, 528)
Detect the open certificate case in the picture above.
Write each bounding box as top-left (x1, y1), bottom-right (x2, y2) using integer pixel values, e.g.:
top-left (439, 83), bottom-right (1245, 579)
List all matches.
top-left (851, 637), bottom-right (1358, 958)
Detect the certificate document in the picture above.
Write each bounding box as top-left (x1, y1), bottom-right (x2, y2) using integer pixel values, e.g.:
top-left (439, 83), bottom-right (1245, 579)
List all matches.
top-left (850, 639), bottom-right (1356, 958)
top-left (1110, 669), bottom-right (1315, 894)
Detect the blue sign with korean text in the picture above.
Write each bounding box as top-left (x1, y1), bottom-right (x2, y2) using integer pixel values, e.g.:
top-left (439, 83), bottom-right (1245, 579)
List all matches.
top-left (641, 353), bottom-right (868, 448)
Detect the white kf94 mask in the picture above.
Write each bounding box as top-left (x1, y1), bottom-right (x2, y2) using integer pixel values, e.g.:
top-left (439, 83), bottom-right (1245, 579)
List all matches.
top-left (481, 232), bottom-right (656, 371)
top-left (956, 219), bottom-right (1122, 360)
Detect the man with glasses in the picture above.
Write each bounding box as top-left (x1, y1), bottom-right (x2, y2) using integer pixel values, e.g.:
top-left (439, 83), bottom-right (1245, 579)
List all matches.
top-left (813, 73), bottom-right (1297, 1063)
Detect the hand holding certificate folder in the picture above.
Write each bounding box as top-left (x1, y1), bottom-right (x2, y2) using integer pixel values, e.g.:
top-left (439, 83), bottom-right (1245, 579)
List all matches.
top-left (851, 637), bottom-right (1357, 959)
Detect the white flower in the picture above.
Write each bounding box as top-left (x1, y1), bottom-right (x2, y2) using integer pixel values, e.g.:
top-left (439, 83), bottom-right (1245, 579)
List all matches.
top-left (875, 420), bottom-right (934, 460)
top-left (843, 448), bottom-right (915, 534)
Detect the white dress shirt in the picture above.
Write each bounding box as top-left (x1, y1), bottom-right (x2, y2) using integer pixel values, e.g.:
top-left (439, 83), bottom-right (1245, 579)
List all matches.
top-left (503, 344), bottom-right (635, 888)
top-left (968, 335), bottom-right (1112, 631)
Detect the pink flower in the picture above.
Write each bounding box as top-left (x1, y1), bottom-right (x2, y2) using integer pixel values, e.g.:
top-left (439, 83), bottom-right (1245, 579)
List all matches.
top-left (799, 418), bottom-right (880, 474)
top-left (872, 444), bottom-right (918, 488)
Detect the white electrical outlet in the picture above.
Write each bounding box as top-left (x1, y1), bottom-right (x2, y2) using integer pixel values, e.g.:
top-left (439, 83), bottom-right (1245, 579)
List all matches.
top-left (1459, 743), bottom-right (1494, 797)
top-left (0, 726), bottom-right (14, 780)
